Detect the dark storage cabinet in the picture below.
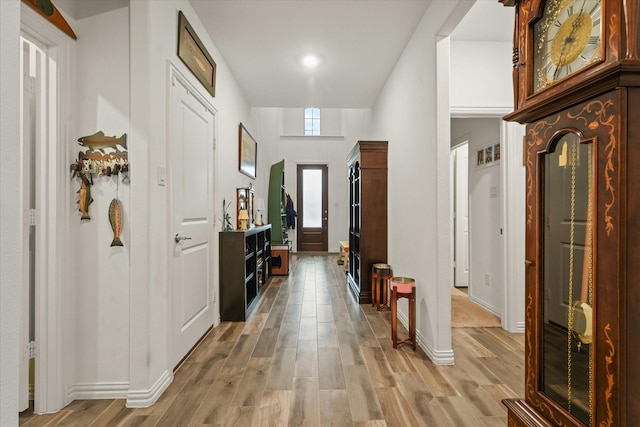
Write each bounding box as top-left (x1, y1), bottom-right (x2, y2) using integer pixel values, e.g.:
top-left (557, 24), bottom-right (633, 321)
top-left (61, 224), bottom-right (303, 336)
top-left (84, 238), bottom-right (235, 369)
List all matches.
top-left (347, 141), bottom-right (388, 304)
top-left (219, 225), bottom-right (271, 321)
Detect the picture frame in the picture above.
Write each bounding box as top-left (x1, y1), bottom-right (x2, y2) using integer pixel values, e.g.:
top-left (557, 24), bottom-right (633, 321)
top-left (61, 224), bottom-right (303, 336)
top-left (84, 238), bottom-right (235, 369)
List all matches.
top-left (177, 11), bottom-right (216, 97)
top-left (239, 123), bottom-right (257, 179)
top-left (493, 143), bottom-right (501, 161)
top-left (477, 142), bottom-right (501, 168)
top-left (485, 146), bottom-right (494, 163)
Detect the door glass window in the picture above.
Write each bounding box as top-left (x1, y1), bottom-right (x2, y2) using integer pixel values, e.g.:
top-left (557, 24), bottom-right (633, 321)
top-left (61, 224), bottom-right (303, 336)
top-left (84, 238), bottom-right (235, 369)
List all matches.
top-left (542, 132), bottom-right (594, 425)
top-left (302, 169), bottom-right (322, 227)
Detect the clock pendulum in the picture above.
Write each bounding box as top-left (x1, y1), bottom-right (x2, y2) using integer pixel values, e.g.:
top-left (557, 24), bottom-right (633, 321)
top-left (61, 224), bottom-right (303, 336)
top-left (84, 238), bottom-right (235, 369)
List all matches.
top-left (564, 137), bottom-right (594, 423)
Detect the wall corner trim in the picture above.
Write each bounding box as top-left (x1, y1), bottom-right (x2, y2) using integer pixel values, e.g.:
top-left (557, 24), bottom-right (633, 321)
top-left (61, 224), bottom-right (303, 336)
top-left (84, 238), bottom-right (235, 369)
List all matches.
top-left (396, 311), bottom-right (455, 365)
top-left (125, 369), bottom-right (173, 408)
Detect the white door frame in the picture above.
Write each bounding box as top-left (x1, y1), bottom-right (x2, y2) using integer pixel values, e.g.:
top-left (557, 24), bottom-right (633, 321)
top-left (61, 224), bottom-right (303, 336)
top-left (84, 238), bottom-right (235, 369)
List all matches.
top-left (20, 4), bottom-right (74, 414)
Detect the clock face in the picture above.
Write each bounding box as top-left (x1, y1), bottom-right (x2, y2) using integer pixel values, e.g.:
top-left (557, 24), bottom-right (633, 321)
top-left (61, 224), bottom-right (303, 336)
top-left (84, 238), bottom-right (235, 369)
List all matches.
top-left (533, 0), bottom-right (602, 93)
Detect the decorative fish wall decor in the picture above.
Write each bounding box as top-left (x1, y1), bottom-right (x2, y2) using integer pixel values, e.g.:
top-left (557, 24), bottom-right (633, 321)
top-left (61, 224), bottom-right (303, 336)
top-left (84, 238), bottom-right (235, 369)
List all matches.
top-left (22, 0), bottom-right (77, 40)
top-left (78, 182), bottom-right (93, 220)
top-left (109, 198), bottom-right (124, 247)
top-left (78, 131), bottom-right (127, 152)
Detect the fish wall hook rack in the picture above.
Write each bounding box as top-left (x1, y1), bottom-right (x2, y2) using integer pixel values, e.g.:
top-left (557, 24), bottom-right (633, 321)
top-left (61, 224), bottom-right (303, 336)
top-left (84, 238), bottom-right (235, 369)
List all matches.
top-left (71, 130), bottom-right (131, 223)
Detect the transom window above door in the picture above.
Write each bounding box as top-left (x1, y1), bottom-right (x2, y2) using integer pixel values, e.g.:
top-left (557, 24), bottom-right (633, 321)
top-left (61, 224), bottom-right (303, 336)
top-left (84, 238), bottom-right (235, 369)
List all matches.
top-left (304, 108), bottom-right (320, 136)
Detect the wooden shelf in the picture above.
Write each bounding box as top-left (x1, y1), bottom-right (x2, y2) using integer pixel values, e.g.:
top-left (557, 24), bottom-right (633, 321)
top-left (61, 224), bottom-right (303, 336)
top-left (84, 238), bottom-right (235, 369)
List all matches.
top-left (219, 225), bottom-right (272, 321)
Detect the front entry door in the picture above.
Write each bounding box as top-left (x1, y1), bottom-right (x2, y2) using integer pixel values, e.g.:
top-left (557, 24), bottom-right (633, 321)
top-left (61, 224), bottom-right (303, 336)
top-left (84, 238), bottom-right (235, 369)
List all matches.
top-left (170, 72), bottom-right (216, 368)
top-left (297, 165), bottom-right (328, 251)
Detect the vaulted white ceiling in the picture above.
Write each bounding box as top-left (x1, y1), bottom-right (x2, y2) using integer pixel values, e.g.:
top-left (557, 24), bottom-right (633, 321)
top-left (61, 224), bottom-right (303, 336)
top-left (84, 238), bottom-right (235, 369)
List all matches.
top-left (191, 0), bottom-right (513, 108)
top-left (57, 0), bottom-right (513, 109)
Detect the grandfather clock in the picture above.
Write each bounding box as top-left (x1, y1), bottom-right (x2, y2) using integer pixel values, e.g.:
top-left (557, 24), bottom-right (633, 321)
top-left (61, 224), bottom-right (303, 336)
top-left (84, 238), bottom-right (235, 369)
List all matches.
top-left (499, 0), bottom-right (640, 426)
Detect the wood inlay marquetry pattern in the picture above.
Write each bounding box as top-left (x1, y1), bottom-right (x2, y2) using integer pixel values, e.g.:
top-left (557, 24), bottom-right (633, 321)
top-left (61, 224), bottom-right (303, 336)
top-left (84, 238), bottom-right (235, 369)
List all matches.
top-left (600, 324), bottom-right (615, 427)
top-left (609, 14), bottom-right (619, 60)
top-left (19, 254), bottom-right (525, 426)
top-left (525, 116), bottom-right (560, 229)
top-left (567, 98), bottom-right (617, 235)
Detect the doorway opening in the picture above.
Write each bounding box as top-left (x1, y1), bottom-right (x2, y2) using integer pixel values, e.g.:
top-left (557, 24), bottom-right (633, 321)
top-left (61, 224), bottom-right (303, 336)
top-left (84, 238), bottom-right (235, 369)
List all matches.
top-left (296, 164), bottom-right (328, 252)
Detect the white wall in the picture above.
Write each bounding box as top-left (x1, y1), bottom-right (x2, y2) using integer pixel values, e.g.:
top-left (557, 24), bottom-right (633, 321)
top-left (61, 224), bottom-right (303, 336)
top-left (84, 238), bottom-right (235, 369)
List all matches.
top-left (1, 0), bottom-right (21, 424)
top-left (253, 108), bottom-right (372, 252)
top-left (451, 118), bottom-right (503, 316)
top-left (450, 40), bottom-right (513, 114)
top-left (70, 5), bottom-right (131, 397)
top-left (370, 1), bottom-right (461, 364)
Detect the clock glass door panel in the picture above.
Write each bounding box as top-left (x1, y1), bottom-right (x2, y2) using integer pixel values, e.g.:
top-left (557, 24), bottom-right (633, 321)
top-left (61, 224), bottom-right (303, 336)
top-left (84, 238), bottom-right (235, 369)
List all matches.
top-left (542, 133), bottom-right (594, 425)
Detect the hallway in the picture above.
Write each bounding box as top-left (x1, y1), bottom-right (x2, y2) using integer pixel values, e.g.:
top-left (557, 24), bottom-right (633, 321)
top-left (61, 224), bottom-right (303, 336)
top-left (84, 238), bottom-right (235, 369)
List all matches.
top-left (20, 254), bottom-right (524, 426)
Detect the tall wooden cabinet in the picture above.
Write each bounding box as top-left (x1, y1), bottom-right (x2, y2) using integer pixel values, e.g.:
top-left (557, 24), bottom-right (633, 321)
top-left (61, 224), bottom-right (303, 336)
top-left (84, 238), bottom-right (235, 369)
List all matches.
top-left (219, 225), bottom-right (271, 321)
top-left (347, 141), bottom-right (388, 304)
top-left (500, 1), bottom-right (640, 425)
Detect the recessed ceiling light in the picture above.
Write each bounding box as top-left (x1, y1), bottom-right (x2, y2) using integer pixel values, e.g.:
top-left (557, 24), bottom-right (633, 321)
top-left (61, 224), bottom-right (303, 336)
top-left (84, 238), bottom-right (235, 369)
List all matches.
top-left (301, 54), bottom-right (321, 69)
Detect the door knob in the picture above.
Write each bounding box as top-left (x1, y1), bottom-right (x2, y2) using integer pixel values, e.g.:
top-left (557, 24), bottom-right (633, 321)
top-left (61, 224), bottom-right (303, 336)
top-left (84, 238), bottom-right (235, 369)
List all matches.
top-left (175, 234), bottom-right (192, 243)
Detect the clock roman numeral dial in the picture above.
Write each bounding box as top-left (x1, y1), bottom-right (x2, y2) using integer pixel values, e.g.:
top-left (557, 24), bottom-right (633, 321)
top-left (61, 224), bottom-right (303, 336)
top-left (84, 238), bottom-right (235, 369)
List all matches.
top-left (533, 0), bottom-right (602, 93)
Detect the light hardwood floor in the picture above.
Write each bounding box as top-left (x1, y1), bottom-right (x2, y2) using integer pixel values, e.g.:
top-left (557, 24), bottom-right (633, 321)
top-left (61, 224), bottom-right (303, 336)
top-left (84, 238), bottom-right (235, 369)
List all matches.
top-left (20, 254), bottom-right (524, 426)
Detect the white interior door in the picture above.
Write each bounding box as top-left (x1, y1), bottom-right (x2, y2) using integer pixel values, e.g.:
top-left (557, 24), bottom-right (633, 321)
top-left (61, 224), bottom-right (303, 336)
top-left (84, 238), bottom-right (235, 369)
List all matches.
top-left (454, 143), bottom-right (469, 288)
top-left (170, 75), bottom-right (216, 368)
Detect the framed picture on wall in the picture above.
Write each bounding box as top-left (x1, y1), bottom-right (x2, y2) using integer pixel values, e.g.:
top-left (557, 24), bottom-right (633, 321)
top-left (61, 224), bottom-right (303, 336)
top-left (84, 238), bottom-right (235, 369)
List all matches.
top-left (239, 123), bottom-right (257, 179)
top-left (177, 11), bottom-right (216, 97)
top-left (477, 142), bottom-right (500, 168)
top-left (485, 146), bottom-right (493, 163)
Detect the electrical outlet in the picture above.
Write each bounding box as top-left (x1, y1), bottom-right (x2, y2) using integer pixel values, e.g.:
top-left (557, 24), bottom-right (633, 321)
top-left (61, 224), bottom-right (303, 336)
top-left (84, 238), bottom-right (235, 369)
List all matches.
top-left (485, 273), bottom-right (491, 286)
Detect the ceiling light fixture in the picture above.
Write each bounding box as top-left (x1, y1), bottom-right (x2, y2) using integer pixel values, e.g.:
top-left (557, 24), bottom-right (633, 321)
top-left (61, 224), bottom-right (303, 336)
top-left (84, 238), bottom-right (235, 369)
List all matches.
top-left (301, 53), bottom-right (321, 69)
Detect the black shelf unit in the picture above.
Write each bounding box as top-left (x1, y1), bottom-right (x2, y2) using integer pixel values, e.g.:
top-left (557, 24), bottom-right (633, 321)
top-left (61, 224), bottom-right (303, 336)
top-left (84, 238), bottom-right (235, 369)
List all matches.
top-left (219, 224), bottom-right (272, 321)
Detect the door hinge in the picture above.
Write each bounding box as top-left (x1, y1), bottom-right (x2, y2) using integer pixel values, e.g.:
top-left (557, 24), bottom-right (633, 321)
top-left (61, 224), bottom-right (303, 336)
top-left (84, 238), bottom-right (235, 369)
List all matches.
top-left (23, 76), bottom-right (40, 94)
top-left (24, 209), bottom-right (39, 226)
top-left (213, 290), bottom-right (217, 303)
top-left (24, 341), bottom-right (37, 359)
top-left (213, 137), bottom-right (216, 150)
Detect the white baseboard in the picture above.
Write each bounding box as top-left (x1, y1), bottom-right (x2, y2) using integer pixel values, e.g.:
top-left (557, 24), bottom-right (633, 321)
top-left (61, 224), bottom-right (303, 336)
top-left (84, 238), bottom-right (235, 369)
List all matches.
top-left (68, 381), bottom-right (130, 401)
top-left (469, 294), bottom-right (501, 318)
top-left (66, 370), bottom-right (173, 408)
top-left (396, 310), bottom-right (455, 366)
top-left (126, 369), bottom-right (173, 408)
